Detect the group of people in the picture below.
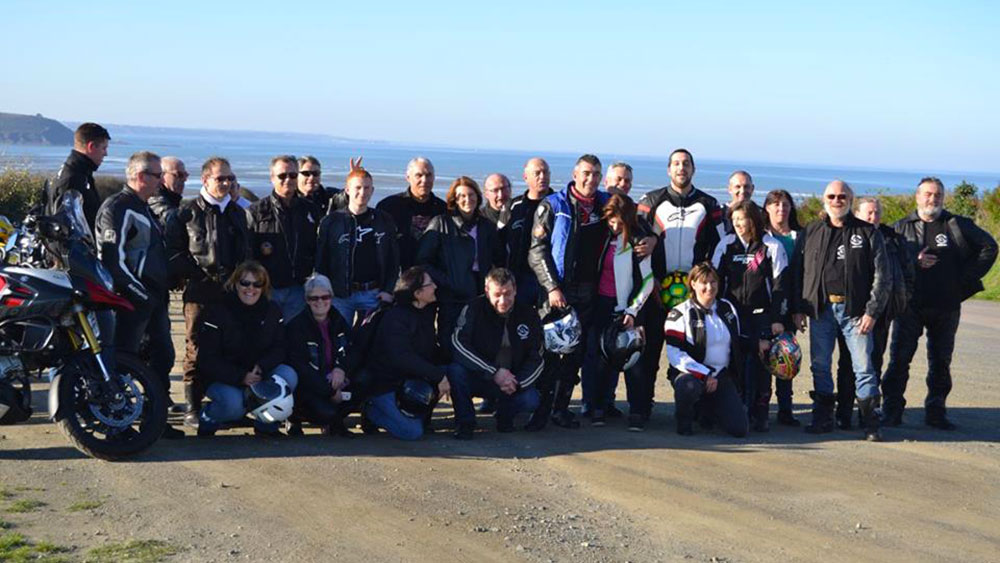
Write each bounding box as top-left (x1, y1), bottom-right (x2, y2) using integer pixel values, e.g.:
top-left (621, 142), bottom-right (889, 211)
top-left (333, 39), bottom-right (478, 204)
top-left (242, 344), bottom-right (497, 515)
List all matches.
top-left (43, 122), bottom-right (997, 443)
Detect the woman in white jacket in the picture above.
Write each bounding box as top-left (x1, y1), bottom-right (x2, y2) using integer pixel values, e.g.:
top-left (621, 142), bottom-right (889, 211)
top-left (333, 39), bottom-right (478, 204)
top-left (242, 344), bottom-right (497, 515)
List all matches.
top-left (584, 194), bottom-right (655, 426)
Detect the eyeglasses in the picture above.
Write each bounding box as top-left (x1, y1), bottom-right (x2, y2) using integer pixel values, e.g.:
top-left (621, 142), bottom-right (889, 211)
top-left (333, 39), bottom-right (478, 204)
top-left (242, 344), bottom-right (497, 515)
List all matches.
top-left (825, 194), bottom-right (848, 201)
top-left (165, 171), bottom-right (190, 179)
top-left (213, 175), bottom-right (237, 183)
top-left (238, 279), bottom-right (265, 289)
top-left (306, 294), bottom-right (332, 302)
top-left (276, 172), bottom-right (299, 182)
top-left (141, 171), bottom-right (163, 179)
top-left (299, 170), bottom-right (320, 178)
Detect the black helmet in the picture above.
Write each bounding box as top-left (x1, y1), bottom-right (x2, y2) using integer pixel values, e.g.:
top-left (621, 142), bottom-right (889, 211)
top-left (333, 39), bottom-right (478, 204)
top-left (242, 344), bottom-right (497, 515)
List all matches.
top-left (0, 379), bottom-right (32, 425)
top-left (600, 316), bottom-right (645, 372)
top-left (396, 379), bottom-right (438, 419)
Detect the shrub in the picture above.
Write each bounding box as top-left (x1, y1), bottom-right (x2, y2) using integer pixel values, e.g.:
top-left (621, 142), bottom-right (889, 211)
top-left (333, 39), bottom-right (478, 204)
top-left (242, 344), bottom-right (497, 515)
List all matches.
top-left (0, 168), bottom-right (44, 221)
top-left (948, 180), bottom-right (979, 218)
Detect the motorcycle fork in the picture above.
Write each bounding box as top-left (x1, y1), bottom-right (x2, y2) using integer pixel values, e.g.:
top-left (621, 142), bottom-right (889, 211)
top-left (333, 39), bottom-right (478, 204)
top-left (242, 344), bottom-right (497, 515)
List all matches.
top-left (74, 310), bottom-right (113, 384)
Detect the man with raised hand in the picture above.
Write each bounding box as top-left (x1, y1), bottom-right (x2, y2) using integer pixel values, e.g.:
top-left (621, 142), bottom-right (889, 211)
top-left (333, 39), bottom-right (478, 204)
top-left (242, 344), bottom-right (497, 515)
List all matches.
top-left (881, 177), bottom-right (997, 430)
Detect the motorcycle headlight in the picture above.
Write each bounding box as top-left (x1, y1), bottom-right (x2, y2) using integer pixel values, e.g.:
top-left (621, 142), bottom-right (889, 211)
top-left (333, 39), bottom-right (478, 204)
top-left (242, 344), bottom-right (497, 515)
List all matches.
top-left (96, 262), bottom-right (114, 291)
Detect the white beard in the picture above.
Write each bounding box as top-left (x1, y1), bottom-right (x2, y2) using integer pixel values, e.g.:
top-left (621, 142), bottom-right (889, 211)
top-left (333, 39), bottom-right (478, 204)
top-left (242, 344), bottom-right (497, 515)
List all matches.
top-left (824, 202), bottom-right (850, 220)
top-left (918, 204), bottom-right (943, 220)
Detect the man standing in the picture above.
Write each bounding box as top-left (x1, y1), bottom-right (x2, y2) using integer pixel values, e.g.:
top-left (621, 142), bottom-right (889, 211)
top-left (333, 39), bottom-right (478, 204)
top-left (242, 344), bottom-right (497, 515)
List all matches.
top-left (527, 154), bottom-right (611, 429)
top-left (720, 170), bottom-right (756, 234)
top-left (793, 180), bottom-right (889, 441)
top-left (297, 155), bottom-right (347, 214)
top-left (315, 168), bottom-right (399, 326)
top-left (149, 156), bottom-right (188, 229)
top-left (834, 197), bottom-right (910, 429)
top-left (166, 156), bottom-right (251, 427)
top-left (448, 268), bottom-right (543, 439)
top-left (482, 173), bottom-right (512, 228)
top-left (507, 158), bottom-right (555, 305)
top-left (633, 149), bottom-right (724, 431)
top-left (604, 162), bottom-right (633, 196)
top-left (96, 151), bottom-right (183, 438)
top-left (47, 122), bottom-right (110, 231)
top-left (247, 155), bottom-right (320, 320)
top-left (881, 178), bottom-right (997, 429)
top-left (376, 157), bottom-right (446, 270)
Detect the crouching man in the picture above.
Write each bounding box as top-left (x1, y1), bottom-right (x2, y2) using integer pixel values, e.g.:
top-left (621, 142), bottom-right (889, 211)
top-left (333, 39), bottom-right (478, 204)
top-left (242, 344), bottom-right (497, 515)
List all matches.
top-left (448, 267), bottom-right (544, 439)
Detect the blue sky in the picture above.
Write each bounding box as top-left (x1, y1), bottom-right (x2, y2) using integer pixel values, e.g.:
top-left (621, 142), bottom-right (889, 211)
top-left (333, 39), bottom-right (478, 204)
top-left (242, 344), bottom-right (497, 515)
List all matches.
top-left (2, 0), bottom-right (997, 172)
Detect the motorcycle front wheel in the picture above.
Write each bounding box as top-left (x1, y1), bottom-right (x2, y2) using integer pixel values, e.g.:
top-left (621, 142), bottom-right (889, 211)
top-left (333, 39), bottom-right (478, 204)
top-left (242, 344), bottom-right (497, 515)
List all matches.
top-left (55, 352), bottom-right (167, 461)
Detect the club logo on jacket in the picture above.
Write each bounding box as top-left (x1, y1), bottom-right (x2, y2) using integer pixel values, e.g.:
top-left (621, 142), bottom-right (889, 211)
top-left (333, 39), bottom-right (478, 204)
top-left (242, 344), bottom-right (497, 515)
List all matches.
top-left (836, 244), bottom-right (846, 260)
top-left (103, 228), bottom-right (117, 244)
top-left (850, 234), bottom-right (864, 249)
top-left (516, 324), bottom-right (530, 340)
top-left (935, 233), bottom-right (948, 247)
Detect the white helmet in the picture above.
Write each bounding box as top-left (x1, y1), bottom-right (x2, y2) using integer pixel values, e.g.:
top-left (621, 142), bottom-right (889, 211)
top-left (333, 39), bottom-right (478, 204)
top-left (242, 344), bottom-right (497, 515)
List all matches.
top-left (247, 375), bottom-right (294, 423)
top-left (542, 307), bottom-right (582, 355)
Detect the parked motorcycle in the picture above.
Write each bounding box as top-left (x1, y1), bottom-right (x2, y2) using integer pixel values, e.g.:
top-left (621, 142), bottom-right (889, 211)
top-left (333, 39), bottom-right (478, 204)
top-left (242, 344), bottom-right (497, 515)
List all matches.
top-left (0, 191), bottom-right (166, 460)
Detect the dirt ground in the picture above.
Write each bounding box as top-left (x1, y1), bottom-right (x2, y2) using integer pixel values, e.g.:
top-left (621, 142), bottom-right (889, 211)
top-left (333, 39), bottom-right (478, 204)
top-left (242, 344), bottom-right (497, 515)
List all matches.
top-left (1, 298), bottom-right (998, 562)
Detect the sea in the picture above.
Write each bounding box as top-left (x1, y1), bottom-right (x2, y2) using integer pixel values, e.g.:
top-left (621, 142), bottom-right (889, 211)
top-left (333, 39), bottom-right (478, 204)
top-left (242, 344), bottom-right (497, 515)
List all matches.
top-left (2, 125), bottom-right (998, 204)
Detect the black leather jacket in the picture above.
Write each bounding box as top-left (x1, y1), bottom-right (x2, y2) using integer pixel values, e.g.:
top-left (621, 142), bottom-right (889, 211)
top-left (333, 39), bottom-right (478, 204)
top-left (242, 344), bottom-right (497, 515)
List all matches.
top-left (196, 293), bottom-right (286, 387)
top-left (315, 208), bottom-right (400, 297)
top-left (505, 190), bottom-right (552, 278)
top-left (47, 150), bottom-right (101, 232)
top-left (165, 196), bottom-right (251, 303)
top-left (95, 186), bottom-right (169, 307)
top-left (148, 187), bottom-right (182, 230)
top-left (415, 212), bottom-right (505, 304)
top-left (794, 214), bottom-right (889, 319)
top-left (367, 304), bottom-right (445, 396)
top-left (893, 210), bottom-right (997, 302)
top-left (302, 186), bottom-right (347, 215)
top-left (285, 309), bottom-right (349, 399)
top-left (451, 296), bottom-right (544, 387)
top-left (247, 192), bottom-right (320, 289)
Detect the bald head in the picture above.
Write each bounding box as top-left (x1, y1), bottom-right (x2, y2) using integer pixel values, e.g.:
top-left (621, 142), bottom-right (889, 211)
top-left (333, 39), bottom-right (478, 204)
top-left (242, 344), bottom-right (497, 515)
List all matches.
top-left (483, 173), bottom-right (512, 211)
top-left (823, 180), bottom-right (854, 221)
top-left (523, 158), bottom-right (551, 199)
top-left (727, 170), bottom-right (754, 207)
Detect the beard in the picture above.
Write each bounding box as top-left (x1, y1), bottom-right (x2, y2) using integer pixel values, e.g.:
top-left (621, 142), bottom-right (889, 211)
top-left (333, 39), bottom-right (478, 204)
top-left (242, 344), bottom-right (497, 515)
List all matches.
top-left (918, 203), bottom-right (943, 220)
top-left (824, 202), bottom-right (850, 220)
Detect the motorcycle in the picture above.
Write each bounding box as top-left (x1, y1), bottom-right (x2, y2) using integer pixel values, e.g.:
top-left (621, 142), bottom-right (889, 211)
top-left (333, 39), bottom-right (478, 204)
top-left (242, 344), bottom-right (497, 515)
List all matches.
top-left (0, 191), bottom-right (166, 460)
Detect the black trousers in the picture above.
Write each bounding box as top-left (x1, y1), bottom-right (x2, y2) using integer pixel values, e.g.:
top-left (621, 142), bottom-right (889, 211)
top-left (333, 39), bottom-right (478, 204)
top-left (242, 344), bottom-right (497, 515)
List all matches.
top-left (881, 306), bottom-right (961, 415)
top-left (835, 314), bottom-right (890, 418)
top-left (631, 298), bottom-right (665, 417)
top-left (673, 373), bottom-right (748, 437)
top-left (536, 283), bottom-right (596, 412)
top-left (116, 291), bottom-right (175, 395)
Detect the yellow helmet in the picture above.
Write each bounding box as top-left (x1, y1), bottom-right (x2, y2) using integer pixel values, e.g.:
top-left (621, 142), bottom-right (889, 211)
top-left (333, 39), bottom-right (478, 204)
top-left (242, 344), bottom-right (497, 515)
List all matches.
top-left (0, 215), bottom-right (14, 246)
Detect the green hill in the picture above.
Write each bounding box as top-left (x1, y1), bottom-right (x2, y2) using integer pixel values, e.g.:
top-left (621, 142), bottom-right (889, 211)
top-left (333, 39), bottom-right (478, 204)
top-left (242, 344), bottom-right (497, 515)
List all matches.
top-left (0, 112), bottom-right (73, 145)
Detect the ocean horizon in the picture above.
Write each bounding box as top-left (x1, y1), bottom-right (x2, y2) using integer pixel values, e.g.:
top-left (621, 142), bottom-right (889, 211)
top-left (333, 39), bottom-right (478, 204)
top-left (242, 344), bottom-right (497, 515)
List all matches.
top-left (2, 124), bottom-right (998, 204)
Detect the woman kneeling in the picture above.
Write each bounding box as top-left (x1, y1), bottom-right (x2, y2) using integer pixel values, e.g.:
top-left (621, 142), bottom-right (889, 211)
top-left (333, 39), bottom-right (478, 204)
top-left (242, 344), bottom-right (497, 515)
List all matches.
top-left (196, 261), bottom-right (297, 437)
top-left (664, 263), bottom-right (748, 437)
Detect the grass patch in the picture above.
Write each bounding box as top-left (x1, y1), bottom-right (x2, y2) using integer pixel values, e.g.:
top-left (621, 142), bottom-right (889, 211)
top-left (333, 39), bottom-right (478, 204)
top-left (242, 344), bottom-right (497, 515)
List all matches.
top-left (84, 539), bottom-right (181, 563)
top-left (0, 519), bottom-right (13, 529)
top-left (13, 486), bottom-right (45, 492)
top-left (67, 499), bottom-right (104, 512)
top-left (0, 532), bottom-right (71, 563)
top-left (0, 488), bottom-right (14, 499)
top-left (6, 499), bottom-right (45, 513)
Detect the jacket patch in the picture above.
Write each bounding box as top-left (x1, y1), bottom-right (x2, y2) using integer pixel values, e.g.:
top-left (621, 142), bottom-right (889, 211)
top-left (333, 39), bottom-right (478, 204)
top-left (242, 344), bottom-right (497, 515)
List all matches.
top-left (935, 233), bottom-right (948, 247)
top-left (666, 308), bottom-right (683, 321)
top-left (850, 234), bottom-right (864, 249)
top-left (516, 323), bottom-right (530, 340)
top-left (103, 228), bottom-right (117, 244)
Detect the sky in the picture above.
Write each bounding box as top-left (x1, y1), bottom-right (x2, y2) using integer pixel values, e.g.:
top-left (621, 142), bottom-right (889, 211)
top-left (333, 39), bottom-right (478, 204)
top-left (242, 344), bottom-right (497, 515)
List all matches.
top-left (1, 0), bottom-right (998, 173)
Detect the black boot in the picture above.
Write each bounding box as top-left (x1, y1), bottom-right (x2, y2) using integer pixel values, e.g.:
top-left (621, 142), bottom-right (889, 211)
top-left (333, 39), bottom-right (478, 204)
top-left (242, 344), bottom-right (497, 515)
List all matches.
top-left (550, 380), bottom-right (579, 429)
top-left (857, 396), bottom-right (883, 442)
top-left (752, 403), bottom-right (770, 433)
top-left (835, 398), bottom-right (854, 430)
top-left (804, 391), bottom-right (836, 434)
top-left (183, 382), bottom-right (202, 429)
top-left (776, 408), bottom-right (800, 426)
top-left (925, 406), bottom-right (956, 431)
top-left (525, 388), bottom-right (554, 432)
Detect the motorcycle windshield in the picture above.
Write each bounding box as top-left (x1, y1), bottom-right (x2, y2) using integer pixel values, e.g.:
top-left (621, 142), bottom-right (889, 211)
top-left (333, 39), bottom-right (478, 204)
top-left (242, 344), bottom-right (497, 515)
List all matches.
top-left (60, 191), bottom-right (94, 246)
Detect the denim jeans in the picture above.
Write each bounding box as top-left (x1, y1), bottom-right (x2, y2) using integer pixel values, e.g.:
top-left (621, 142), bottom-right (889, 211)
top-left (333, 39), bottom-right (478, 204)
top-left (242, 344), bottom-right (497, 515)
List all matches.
top-left (202, 364), bottom-right (299, 432)
top-left (271, 285), bottom-right (306, 321)
top-left (808, 303), bottom-right (878, 400)
top-left (332, 289), bottom-right (380, 328)
top-left (446, 363), bottom-right (540, 426)
top-left (364, 391), bottom-right (424, 440)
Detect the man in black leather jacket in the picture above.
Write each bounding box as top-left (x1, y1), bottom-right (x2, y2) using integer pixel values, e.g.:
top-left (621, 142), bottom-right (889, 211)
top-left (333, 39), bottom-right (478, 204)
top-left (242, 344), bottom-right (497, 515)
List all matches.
top-left (96, 151), bottom-right (183, 438)
top-left (315, 168), bottom-right (399, 326)
top-left (46, 122), bottom-right (110, 232)
top-left (248, 155), bottom-right (320, 320)
top-left (376, 157), bottom-right (446, 270)
top-left (165, 156), bottom-right (251, 427)
top-left (881, 177), bottom-right (997, 430)
top-left (297, 156), bottom-right (347, 214)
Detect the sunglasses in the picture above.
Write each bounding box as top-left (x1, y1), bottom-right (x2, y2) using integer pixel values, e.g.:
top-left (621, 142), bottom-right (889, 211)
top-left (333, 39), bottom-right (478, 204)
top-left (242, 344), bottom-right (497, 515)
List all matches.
top-left (306, 294), bottom-right (332, 302)
top-left (213, 175), bottom-right (237, 183)
top-left (276, 172), bottom-right (299, 181)
top-left (825, 194), bottom-right (848, 201)
top-left (299, 170), bottom-right (320, 178)
top-left (141, 170), bottom-right (163, 179)
top-left (238, 279), bottom-right (265, 289)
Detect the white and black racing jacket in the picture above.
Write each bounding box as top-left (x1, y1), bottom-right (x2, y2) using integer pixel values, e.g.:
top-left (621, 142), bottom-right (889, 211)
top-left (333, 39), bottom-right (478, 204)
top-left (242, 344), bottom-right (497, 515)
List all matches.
top-left (637, 185), bottom-right (724, 279)
top-left (95, 186), bottom-right (169, 306)
top-left (710, 232), bottom-right (788, 334)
